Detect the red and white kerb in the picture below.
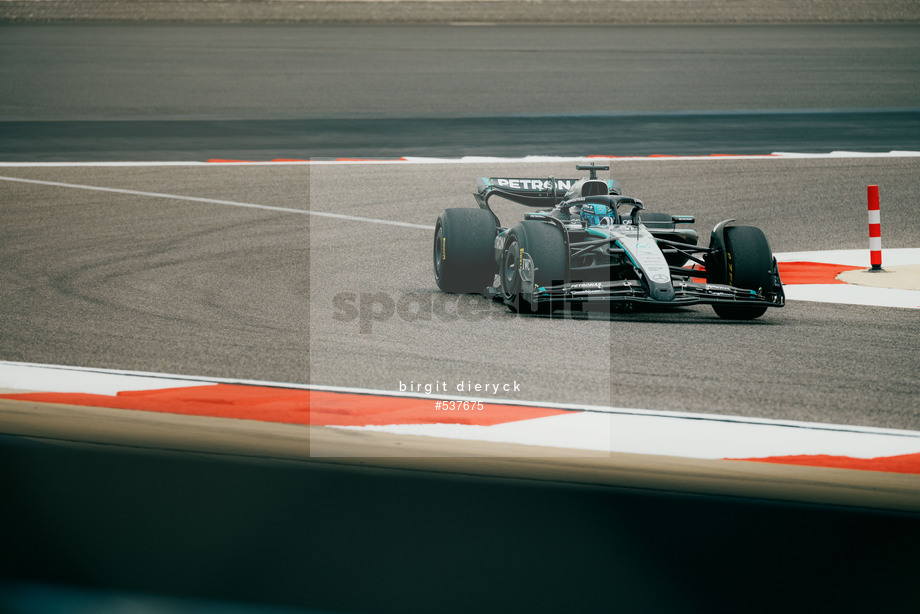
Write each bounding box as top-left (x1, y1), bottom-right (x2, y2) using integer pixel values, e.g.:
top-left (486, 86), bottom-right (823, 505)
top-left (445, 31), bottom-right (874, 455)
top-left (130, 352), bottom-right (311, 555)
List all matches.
top-left (867, 185), bottom-right (882, 270)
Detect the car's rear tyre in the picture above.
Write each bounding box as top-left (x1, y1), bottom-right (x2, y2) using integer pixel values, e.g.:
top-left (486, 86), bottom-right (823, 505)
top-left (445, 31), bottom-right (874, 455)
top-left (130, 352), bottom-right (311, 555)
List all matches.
top-left (500, 221), bottom-right (567, 314)
top-left (712, 225), bottom-right (773, 320)
top-left (433, 208), bottom-right (497, 293)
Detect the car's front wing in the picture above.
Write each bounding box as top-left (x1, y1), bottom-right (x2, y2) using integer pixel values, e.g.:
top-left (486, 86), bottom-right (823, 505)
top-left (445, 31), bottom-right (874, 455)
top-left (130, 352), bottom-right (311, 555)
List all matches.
top-left (506, 278), bottom-right (785, 309)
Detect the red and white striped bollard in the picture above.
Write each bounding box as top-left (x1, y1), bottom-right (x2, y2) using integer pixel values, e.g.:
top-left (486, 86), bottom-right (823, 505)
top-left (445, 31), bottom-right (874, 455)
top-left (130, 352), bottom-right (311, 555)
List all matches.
top-left (867, 185), bottom-right (883, 271)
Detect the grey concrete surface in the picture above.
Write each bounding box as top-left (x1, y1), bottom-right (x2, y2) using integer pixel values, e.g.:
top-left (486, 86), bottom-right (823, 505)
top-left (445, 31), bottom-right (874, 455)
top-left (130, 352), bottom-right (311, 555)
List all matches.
top-left (4, 24), bottom-right (920, 120)
top-left (2, 0), bottom-right (919, 24)
top-left (2, 24), bottom-right (918, 160)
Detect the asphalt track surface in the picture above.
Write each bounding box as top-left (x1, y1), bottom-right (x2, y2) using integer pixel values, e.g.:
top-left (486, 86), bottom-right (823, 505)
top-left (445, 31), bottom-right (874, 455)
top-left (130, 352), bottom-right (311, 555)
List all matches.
top-left (2, 22), bottom-right (920, 614)
top-left (2, 158), bottom-right (919, 429)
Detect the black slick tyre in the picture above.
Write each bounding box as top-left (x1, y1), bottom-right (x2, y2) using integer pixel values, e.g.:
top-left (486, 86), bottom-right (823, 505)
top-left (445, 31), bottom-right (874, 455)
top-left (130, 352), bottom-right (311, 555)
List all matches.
top-left (433, 208), bottom-right (497, 293)
top-left (500, 221), bottom-right (567, 314)
top-left (712, 225), bottom-right (773, 320)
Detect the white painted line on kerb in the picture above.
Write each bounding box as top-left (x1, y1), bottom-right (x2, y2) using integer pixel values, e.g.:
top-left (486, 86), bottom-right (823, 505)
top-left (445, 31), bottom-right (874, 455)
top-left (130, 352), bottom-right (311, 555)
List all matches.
top-left (2, 360), bottom-right (919, 440)
top-left (0, 361), bottom-right (209, 396)
top-left (0, 175), bottom-right (433, 230)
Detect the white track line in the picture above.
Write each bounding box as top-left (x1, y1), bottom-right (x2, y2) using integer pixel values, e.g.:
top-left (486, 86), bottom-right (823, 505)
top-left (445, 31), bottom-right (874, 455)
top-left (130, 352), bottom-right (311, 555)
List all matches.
top-left (783, 284), bottom-right (920, 309)
top-left (0, 175), bottom-right (433, 230)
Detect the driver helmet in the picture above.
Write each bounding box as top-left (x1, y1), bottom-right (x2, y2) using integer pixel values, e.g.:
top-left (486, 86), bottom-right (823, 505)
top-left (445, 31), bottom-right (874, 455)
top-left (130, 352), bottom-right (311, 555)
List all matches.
top-left (580, 203), bottom-right (611, 226)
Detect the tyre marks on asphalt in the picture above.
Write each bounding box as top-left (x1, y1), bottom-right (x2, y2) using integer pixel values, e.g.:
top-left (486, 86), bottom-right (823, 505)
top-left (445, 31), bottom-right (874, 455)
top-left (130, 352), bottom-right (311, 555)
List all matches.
top-left (4, 167), bottom-right (918, 307)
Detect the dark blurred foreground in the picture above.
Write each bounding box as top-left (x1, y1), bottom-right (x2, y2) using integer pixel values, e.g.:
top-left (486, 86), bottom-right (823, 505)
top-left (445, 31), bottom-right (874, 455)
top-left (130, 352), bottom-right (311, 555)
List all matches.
top-left (2, 433), bottom-right (919, 614)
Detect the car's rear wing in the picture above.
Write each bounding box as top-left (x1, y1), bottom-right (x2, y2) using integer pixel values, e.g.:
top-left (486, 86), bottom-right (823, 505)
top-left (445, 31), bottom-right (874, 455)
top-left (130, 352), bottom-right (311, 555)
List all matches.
top-left (475, 177), bottom-right (620, 208)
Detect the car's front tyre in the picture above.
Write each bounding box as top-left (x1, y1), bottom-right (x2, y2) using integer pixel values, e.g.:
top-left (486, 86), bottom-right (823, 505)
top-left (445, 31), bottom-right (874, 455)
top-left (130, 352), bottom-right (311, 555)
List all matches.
top-left (711, 225), bottom-right (773, 320)
top-left (500, 221), bottom-right (567, 315)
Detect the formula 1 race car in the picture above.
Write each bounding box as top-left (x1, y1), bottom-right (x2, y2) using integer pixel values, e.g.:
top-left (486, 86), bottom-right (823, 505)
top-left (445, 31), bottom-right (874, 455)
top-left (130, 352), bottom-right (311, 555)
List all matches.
top-left (433, 163), bottom-right (784, 319)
